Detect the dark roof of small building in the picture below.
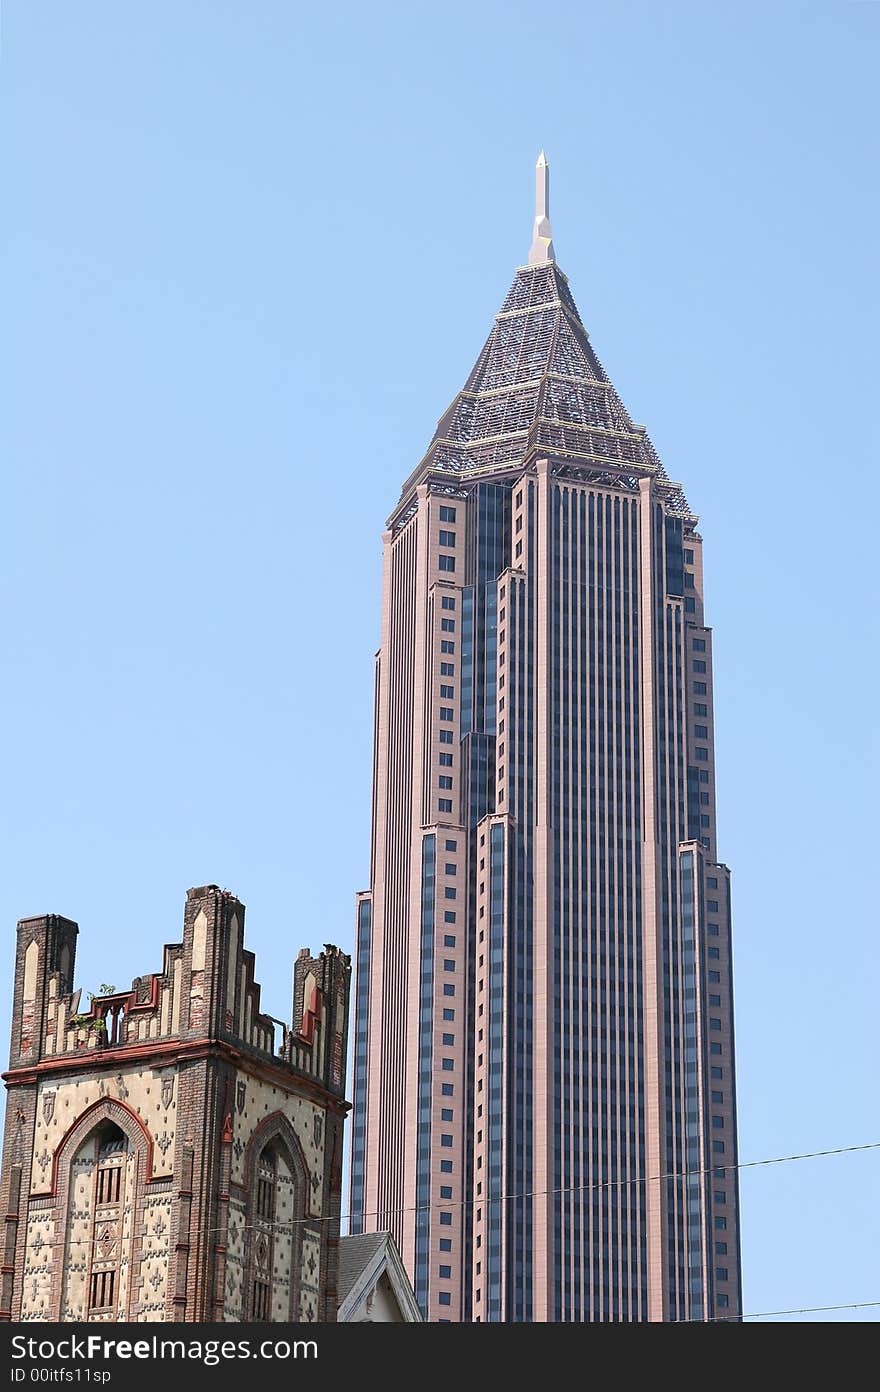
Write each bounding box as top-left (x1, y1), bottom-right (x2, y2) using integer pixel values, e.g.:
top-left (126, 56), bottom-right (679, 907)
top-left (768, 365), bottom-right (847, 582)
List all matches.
top-left (337, 1232), bottom-right (388, 1304)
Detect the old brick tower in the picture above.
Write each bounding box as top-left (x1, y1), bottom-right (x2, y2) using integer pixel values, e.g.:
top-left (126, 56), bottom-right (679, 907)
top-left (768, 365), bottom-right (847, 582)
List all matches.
top-left (0, 885), bottom-right (350, 1322)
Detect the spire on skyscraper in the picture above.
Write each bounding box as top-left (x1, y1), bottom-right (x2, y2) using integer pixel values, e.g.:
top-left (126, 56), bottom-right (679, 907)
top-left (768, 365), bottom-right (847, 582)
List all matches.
top-left (395, 154), bottom-right (692, 523)
top-left (528, 150), bottom-right (555, 265)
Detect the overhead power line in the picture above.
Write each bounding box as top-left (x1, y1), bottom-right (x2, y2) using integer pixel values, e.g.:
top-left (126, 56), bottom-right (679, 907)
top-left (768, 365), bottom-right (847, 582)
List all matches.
top-left (34, 1136), bottom-right (880, 1248)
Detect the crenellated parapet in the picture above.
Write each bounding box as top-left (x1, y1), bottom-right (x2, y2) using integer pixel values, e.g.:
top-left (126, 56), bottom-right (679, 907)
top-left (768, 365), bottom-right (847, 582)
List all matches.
top-left (7, 888), bottom-right (350, 1094)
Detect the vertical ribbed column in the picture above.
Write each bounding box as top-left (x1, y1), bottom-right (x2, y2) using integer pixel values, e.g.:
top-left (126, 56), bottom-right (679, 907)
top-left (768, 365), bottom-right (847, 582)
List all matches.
top-left (363, 514), bottom-right (420, 1255)
top-left (638, 477), bottom-right (668, 1321)
top-left (531, 458), bottom-right (553, 1321)
top-left (348, 893), bottom-right (372, 1234)
top-left (403, 488), bottom-right (431, 1278)
top-left (679, 843), bottom-right (709, 1319)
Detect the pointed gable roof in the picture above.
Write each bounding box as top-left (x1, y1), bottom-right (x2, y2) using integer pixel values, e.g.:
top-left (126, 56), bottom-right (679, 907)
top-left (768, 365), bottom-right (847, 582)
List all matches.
top-left (403, 259), bottom-right (690, 521)
top-left (392, 156), bottom-right (693, 524)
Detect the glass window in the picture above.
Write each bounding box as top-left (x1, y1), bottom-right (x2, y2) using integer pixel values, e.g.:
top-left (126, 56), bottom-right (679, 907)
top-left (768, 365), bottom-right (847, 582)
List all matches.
top-left (439, 707), bottom-right (454, 722)
top-left (439, 530), bottom-right (456, 548)
top-left (439, 776), bottom-right (453, 789)
top-left (439, 555), bottom-right (455, 572)
top-left (441, 596), bottom-right (455, 610)
top-left (444, 887), bottom-right (456, 901)
top-left (439, 729), bottom-right (453, 743)
top-left (442, 1008), bottom-right (454, 1021)
top-left (439, 1238), bottom-right (452, 1251)
top-left (440, 752), bottom-right (453, 766)
top-left (441, 1058), bottom-right (454, 1072)
top-left (445, 839), bottom-right (457, 850)
top-left (695, 724), bottom-right (709, 738)
top-left (441, 618), bottom-right (455, 633)
top-left (439, 506), bottom-right (456, 523)
top-left (439, 1265), bottom-right (452, 1278)
top-left (694, 659), bottom-right (707, 673)
top-left (441, 662), bottom-right (455, 676)
top-left (714, 1216), bottom-right (728, 1230)
top-left (717, 1294), bottom-right (729, 1309)
top-left (693, 638), bottom-right (706, 652)
top-left (441, 1083), bottom-right (453, 1095)
top-left (443, 934), bottom-right (456, 946)
top-left (441, 640), bottom-right (455, 654)
top-left (439, 1290), bottom-right (451, 1303)
top-left (439, 1212), bottom-right (452, 1226)
top-left (439, 798), bottom-right (453, 813)
top-left (694, 681), bottom-right (707, 694)
top-left (441, 1134), bottom-right (453, 1147)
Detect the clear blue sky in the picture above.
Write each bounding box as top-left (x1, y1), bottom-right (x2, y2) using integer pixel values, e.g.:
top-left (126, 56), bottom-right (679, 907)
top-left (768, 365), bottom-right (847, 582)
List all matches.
top-left (2, 1), bottom-right (877, 1322)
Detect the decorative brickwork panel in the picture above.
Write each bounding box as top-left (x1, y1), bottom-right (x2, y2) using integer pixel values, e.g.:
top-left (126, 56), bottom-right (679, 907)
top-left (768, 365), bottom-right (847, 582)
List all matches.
top-left (270, 1156), bottom-right (295, 1321)
top-left (136, 1195), bottom-right (173, 1321)
top-left (116, 1152), bottom-right (137, 1317)
top-left (31, 1070), bottom-right (172, 1194)
top-left (230, 1073), bottom-right (324, 1212)
top-left (20, 1212), bottom-right (55, 1321)
top-left (299, 1230), bottom-right (320, 1322)
top-left (223, 1197), bottom-right (246, 1321)
top-left (59, 1147), bottom-right (94, 1320)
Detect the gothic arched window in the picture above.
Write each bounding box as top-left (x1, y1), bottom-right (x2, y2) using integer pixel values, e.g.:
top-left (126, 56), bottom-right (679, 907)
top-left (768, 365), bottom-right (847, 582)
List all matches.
top-left (246, 1138), bottom-right (304, 1321)
top-left (62, 1120), bottom-right (133, 1321)
top-left (88, 1125), bottom-right (128, 1313)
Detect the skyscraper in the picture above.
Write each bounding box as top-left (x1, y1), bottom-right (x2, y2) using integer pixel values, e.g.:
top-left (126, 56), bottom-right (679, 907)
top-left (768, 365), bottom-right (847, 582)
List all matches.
top-left (350, 155), bottom-right (742, 1323)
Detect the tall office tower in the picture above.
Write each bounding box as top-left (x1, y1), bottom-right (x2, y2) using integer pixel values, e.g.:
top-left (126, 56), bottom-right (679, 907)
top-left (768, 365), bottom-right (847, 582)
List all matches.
top-left (350, 155), bottom-right (742, 1322)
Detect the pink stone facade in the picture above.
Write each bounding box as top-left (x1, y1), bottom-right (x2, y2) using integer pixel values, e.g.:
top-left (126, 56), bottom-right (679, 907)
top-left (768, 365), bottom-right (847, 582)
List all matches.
top-left (350, 245), bottom-right (742, 1322)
